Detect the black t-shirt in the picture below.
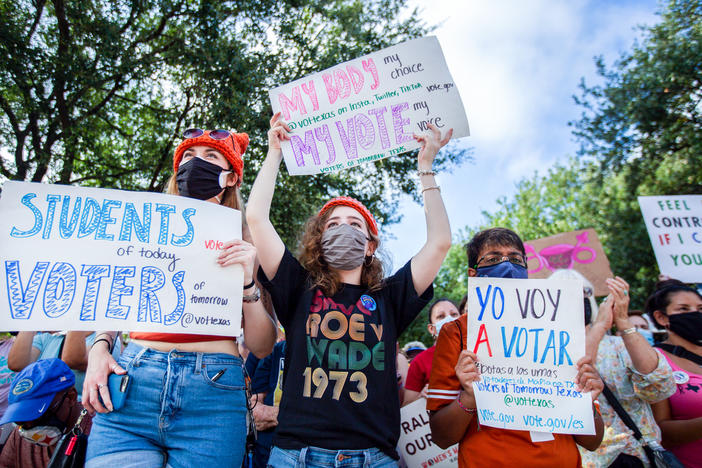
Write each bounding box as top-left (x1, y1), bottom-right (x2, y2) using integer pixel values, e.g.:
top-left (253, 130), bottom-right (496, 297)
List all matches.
top-left (258, 248), bottom-right (432, 458)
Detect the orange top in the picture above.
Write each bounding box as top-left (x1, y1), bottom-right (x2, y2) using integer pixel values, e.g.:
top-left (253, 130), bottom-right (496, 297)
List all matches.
top-left (129, 332), bottom-right (233, 343)
top-left (426, 314), bottom-right (581, 468)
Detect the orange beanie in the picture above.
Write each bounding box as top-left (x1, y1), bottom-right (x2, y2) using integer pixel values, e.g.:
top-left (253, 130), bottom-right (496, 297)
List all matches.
top-left (318, 196), bottom-right (378, 235)
top-left (173, 130), bottom-right (249, 180)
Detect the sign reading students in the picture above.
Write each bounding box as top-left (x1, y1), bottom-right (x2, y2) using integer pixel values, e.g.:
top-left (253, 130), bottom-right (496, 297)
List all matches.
top-left (638, 195), bottom-right (702, 283)
top-left (0, 181), bottom-right (244, 335)
top-left (268, 36), bottom-right (470, 175)
top-left (466, 277), bottom-right (595, 435)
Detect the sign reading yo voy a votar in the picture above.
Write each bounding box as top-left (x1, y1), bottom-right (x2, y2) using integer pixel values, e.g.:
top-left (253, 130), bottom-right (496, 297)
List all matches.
top-left (638, 195), bottom-right (702, 283)
top-left (269, 36), bottom-right (470, 175)
top-left (466, 277), bottom-right (595, 435)
top-left (0, 181), bottom-right (244, 335)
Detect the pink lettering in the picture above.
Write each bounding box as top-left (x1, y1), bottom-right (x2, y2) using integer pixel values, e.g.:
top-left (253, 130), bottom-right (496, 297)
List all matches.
top-left (346, 64), bottom-right (364, 94)
top-left (301, 80), bottom-right (319, 113)
top-left (278, 87), bottom-right (307, 120)
top-left (362, 58), bottom-right (380, 90)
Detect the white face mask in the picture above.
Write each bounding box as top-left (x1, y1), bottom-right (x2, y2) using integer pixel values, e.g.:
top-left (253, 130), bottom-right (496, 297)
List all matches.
top-left (433, 315), bottom-right (458, 337)
top-left (18, 425), bottom-right (65, 446)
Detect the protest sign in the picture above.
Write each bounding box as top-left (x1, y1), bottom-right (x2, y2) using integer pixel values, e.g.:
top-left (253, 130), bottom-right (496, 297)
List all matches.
top-left (398, 398), bottom-right (458, 468)
top-left (0, 181), bottom-right (243, 335)
top-left (466, 277), bottom-right (594, 435)
top-left (524, 229), bottom-right (613, 296)
top-left (638, 195), bottom-right (702, 283)
top-left (268, 36), bottom-right (470, 175)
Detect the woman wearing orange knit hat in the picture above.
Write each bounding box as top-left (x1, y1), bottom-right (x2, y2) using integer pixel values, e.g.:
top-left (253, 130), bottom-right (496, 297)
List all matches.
top-left (245, 113), bottom-right (453, 467)
top-left (82, 129), bottom-right (277, 467)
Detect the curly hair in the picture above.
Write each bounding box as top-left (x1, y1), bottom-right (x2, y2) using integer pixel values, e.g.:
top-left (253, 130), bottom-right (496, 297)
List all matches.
top-left (297, 209), bottom-right (384, 297)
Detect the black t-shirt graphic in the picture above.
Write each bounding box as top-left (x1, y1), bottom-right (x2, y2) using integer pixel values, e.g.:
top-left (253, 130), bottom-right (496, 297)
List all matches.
top-left (258, 248), bottom-right (432, 458)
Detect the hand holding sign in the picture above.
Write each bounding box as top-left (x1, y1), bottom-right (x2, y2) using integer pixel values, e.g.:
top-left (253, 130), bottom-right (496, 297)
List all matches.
top-left (268, 112), bottom-right (292, 151)
top-left (414, 123), bottom-right (453, 169)
top-left (455, 350), bottom-right (481, 395)
top-left (574, 356), bottom-right (603, 400)
top-left (217, 239), bottom-right (257, 284)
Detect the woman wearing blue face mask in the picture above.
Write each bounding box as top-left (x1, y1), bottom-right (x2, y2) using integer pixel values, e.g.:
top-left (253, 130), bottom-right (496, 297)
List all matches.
top-left (579, 275), bottom-right (679, 467)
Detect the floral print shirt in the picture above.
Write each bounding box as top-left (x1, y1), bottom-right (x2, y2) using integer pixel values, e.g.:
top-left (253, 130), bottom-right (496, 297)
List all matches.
top-left (581, 335), bottom-right (675, 468)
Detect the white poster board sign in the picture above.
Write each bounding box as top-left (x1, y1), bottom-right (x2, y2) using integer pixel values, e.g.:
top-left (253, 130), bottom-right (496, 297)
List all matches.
top-left (268, 36), bottom-right (470, 175)
top-left (398, 398), bottom-right (458, 468)
top-left (638, 195), bottom-right (702, 283)
top-left (466, 277), bottom-right (594, 435)
top-left (0, 181), bottom-right (243, 336)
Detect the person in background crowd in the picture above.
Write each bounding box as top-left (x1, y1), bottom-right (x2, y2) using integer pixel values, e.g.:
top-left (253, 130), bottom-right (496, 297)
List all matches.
top-left (428, 228), bottom-right (604, 468)
top-left (402, 341), bottom-right (427, 363)
top-left (396, 344), bottom-right (409, 405)
top-left (403, 298), bottom-right (460, 406)
top-left (458, 294), bottom-right (468, 315)
top-left (0, 334), bottom-right (17, 449)
top-left (618, 310), bottom-right (655, 346)
top-left (8, 331), bottom-right (120, 401)
top-left (250, 339), bottom-right (286, 468)
top-left (646, 280), bottom-right (702, 468)
top-left (246, 113), bottom-right (452, 467)
top-left (555, 269), bottom-right (677, 468)
top-left (0, 359), bottom-right (92, 468)
top-left (82, 128), bottom-right (277, 468)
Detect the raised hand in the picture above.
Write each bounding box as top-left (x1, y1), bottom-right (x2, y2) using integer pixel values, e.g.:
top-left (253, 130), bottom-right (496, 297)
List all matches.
top-left (268, 112), bottom-right (292, 151)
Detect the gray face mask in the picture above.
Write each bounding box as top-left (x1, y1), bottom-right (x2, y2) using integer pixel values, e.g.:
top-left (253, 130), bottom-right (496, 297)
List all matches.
top-left (321, 223), bottom-right (369, 271)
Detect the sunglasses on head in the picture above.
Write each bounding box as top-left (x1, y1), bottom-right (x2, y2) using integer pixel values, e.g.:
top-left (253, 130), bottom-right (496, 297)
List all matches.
top-left (182, 128), bottom-right (232, 141)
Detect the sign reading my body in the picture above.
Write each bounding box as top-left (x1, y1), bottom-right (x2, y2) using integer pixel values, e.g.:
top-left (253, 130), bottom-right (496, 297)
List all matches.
top-left (473, 285), bottom-right (574, 366)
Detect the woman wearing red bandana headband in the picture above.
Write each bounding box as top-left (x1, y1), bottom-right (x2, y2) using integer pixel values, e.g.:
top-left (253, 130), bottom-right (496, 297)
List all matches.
top-left (246, 113), bottom-right (453, 467)
top-left (82, 129), bottom-right (277, 468)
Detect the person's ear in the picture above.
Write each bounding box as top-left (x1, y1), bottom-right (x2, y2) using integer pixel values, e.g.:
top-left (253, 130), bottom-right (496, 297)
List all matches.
top-left (653, 310), bottom-right (669, 328)
top-left (468, 267), bottom-right (477, 277)
top-left (225, 172), bottom-right (239, 188)
top-left (427, 323), bottom-right (436, 337)
top-left (365, 239), bottom-right (377, 257)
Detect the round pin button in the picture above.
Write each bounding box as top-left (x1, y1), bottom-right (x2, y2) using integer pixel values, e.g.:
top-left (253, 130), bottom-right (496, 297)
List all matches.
top-left (360, 294), bottom-right (376, 311)
top-left (673, 370), bottom-right (690, 385)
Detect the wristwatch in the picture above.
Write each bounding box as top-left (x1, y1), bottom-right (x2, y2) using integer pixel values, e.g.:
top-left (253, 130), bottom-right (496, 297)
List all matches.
top-left (243, 286), bottom-right (261, 303)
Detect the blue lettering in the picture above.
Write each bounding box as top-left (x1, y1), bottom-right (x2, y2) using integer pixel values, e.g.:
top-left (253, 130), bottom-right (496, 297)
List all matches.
top-left (42, 195), bottom-right (61, 239)
top-left (476, 285), bottom-right (492, 321)
top-left (95, 199), bottom-right (122, 241)
top-left (558, 331), bottom-right (573, 365)
top-left (138, 266), bottom-right (165, 323)
top-left (79, 265), bottom-right (110, 321)
top-left (4, 261), bottom-right (49, 319)
top-left (77, 198), bottom-right (101, 238)
top-left (10, 193), bottom-right (42, 238)
top-left (42, 262), bottom-right (76, 317)
top-left (171, 208), bottom-right (196, 247)
top-left (105, 266), bottom-right (135, 319)
top-left (540, 330), bottom-right (557, 365)
top-left (155, 204), bottom-right (175, 245)
top-left (163, 271), bottom-right (185, 325)
top-left (59, 196), bottom-right (82, 238)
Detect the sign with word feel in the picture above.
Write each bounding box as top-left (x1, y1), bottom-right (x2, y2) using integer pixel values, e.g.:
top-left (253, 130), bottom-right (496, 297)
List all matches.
top-left (466, 277), bottom-right (594, 435)
top-left (525, 229), bottom-right (613, 296)
top-left (269, 36), bottom-right (470, 175)
top-left (398, 398), bottom-right (458, 468)
top-left (0, 182), bottom-right (244, 335)
top-left (638, 195), bottom-right (702, 283)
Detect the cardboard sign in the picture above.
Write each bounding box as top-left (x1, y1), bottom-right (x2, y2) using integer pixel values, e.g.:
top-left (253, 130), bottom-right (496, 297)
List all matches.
top-left (638, 195), bottom-right (702, 283)
top-left (398, 398), bottom-right (458, 468)
top-left (524, 229), bottom-right (613, 296)
top-left (0, 181), bottom-right (243, 335)
top-left (466, 277), bottom-right (594, 435)
top-left (268, 36), bottom-right (470, 175)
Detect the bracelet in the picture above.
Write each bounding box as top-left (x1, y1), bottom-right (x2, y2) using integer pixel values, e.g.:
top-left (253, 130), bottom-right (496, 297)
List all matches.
top-left (243, 286), bottom-right (261, 303)
top-left (593, 400), bottom-right (602, 418)
top-left (417, 169), bottom-right (436, 177)
top-left (243, 279), bottom-right (256, 290)
top-left (456, 392), bottom-right (477, 414)
top-left (421, 185), bottom-right (440, 194)
top-left (620, 327), bottom-right (638, 336)
top-left (91, 338), bottom-right (113, 351)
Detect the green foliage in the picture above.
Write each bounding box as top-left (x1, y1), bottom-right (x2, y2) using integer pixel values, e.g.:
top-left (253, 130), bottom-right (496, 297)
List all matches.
top-left (0, 0), bottom-right (470, 248)
top-left (399, 0), bottom-right (702, 345)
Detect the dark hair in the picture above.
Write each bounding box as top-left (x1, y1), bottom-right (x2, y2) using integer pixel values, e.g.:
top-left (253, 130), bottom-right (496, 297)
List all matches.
top-left (458, 294), bottom-right (468, 314)
top-left (644, 279), bottom-right (701, 328)
top-left (465, 228), bottom-right (525, 268)
top-left (427, 298), bottom-right (459, 324)
top-left (628, 309), bottom-right (645, 317)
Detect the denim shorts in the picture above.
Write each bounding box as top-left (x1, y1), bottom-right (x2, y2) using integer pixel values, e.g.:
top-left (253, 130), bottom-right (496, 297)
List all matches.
top-left (86, 342), bottom-right (247, 468)
top-left (267, 446), bottom-right (397, 468)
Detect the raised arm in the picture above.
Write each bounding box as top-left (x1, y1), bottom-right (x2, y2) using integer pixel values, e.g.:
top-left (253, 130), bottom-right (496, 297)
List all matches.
top-left (245, 113), bottom-right (289, 280)
top-left (409, 123), bottom-right (453, 296)
top-left (61, 331), bottom-right (93, 371)
top-left (7, 331), bottom-right (39, 371)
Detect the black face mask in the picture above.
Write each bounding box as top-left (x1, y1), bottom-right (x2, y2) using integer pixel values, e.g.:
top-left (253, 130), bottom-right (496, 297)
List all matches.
top-left (668, 311), bottom-right (702, 346)
top-left (176, 157), bottom-right (230, 201)
top-left (584, 297), bottom-right (592, 326)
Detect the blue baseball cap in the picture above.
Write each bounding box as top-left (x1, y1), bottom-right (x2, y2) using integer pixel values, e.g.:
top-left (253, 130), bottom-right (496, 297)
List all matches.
top-left (0, 358), bottom-right (75, 425)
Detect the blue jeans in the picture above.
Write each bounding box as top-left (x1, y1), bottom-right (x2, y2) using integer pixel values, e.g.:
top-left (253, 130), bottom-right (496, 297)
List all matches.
top-left (267, 446), bottom-right (397, 468)
top-left (86, 343), bottom-right (247, 468)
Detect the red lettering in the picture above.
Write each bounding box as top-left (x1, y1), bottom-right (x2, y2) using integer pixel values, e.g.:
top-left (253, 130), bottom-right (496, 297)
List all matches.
top-left (473, 323), bottom-right (493, 357)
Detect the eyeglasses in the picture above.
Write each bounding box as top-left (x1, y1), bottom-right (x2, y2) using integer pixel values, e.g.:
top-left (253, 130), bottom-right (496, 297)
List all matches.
top-left (182, 128), bottom-right (232, 141)
top-left (475, 254), bottom-right (527, 268)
